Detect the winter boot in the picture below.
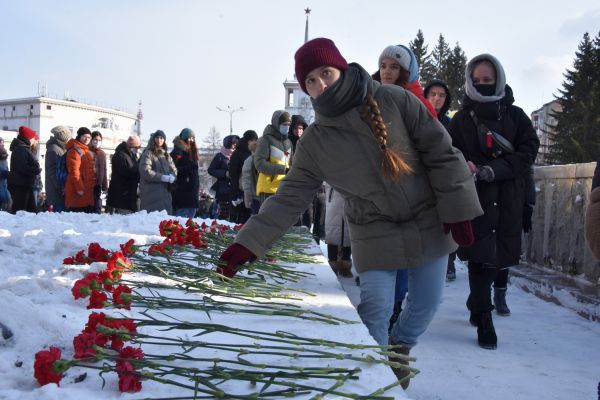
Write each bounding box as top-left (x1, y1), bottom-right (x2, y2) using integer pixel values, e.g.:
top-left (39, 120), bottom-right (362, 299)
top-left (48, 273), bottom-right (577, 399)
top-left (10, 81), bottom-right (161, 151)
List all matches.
top-left (476, 311), bottom-right (497, 350)
top-left (388, 301), bottom-right (402, 333)
top-left (494, 287), bottom-right (511, 316)
top-left (337, 259), bottom-right (353, 278)
top-left (388, 339), bottom-right (413, 390)
top-left (328, 260), bottom-right (338, 274)
top-left (466, 296), bottom-right (478, 326)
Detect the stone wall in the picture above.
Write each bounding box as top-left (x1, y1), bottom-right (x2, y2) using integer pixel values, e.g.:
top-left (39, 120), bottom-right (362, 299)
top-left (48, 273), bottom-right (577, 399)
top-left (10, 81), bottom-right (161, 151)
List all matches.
top-left (523, 162), bottom-right (600, 285)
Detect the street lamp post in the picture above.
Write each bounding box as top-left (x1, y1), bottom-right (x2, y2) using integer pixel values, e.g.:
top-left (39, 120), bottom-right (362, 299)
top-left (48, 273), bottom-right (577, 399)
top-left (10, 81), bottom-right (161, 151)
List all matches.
top-left (216, 106), bottom-right (245, 134)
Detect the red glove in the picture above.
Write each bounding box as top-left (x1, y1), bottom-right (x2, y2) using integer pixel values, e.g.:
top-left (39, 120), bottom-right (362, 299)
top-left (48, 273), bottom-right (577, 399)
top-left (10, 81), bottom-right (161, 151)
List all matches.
top-left (217, 243), bottom-right (256, 278)
top-left (443, 221), bottom-right (474, 247)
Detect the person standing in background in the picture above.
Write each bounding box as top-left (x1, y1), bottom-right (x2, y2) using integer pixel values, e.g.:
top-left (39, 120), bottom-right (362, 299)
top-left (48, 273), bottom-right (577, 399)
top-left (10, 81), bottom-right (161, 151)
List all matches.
top-left (0, 137), bottom-right (12, 211)
top-left (229, 130), bottom-right (259, 223)
top-left (208, 134), bottom-right (239, 221)
top-left (106, 135), bottom-right (141, 214)
top-left (171, 128), bottom-right (200, 218)
top-left (254, 111), bottom-right (292, 207)
top-left (138, 130), bottom-right (177, 214)
top-left (89, 131), bottom-right (108, 213)
top-left (64, 127), bottom-right (96, 213)
top-left (7, 126), bottom-right (41, 213)
top-left (45, 125), bottom-right (71, 212)
top-left (425, 79), bottom-right (457, 280)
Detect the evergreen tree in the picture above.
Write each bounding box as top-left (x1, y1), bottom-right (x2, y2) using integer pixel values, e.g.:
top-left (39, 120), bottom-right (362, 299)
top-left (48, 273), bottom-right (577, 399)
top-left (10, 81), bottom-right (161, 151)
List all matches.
top-left (547, 32), bottom-right (600, 164)
top-left (445, 42), bottom-right (468, 110)
top-left (409, 30), bottom-right (434, 85)
top-left (430, 34), bottom-right (451, 79)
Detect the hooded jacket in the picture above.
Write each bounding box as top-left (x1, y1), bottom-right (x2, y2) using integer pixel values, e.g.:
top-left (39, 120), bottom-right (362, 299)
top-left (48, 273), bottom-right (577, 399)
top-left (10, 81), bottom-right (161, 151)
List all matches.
top-left (106, 141), bottom-right (140, 212)
top-left (448, 54), bottom-right (539, 268)
top-left (234, 66), bottom-right (482, 272)
top-left (424, 79), bottom-right (452, 128)
top-left (254, 112), bottom-right (293, 195)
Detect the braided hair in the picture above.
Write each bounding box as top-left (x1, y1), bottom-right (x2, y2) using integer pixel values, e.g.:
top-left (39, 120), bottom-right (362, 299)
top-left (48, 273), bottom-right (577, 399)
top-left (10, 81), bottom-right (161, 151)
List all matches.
top-left (360, 95), bottom-right (413, 181)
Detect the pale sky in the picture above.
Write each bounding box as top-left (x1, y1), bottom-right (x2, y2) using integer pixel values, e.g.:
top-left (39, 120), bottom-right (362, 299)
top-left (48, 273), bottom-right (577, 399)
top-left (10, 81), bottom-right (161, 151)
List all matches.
top-left (2, 1), bottom-right (599, 144)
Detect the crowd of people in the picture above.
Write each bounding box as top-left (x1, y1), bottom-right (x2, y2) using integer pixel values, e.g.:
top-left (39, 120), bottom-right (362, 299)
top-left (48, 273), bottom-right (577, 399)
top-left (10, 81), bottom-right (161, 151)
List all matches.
top-left (6, 35), bottom-right (600, 389)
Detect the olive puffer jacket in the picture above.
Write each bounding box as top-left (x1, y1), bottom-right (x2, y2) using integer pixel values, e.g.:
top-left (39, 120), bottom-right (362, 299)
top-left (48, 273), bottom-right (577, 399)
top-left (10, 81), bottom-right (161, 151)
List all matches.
top-left (234, 79), bottom-right (483, 272)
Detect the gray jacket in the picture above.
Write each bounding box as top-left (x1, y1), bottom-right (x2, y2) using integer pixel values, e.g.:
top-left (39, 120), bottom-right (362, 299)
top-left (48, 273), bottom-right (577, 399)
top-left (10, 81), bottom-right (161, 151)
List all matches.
top-left (234, 80), bottom-right (482, 273)
top-left (138, 147), bottom-right (177, 214)
top-left (324, 183), bottom-right (350, 247)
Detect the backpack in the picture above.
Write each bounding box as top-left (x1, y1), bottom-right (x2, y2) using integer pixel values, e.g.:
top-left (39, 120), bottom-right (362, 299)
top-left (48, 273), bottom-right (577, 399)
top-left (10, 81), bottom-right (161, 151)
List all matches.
top-left (56, 146), bottom-right (83, 190)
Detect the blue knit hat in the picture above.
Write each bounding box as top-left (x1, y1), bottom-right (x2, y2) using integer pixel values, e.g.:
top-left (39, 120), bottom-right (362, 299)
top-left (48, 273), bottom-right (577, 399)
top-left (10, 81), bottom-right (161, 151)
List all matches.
top-left (379, 44), bottom-right (419, 83)
top-left (179, 128), bottom-right (195, 140)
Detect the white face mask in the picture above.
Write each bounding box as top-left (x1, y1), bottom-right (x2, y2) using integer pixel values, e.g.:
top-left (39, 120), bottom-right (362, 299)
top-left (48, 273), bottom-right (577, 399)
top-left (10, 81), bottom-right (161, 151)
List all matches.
top-left (279, 125), bottom-right (290, 136)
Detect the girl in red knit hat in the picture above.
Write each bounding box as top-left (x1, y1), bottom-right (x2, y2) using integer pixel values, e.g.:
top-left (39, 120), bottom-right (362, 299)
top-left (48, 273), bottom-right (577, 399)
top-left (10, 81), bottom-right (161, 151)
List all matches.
top-left (218, 38), bottom-right (483, 388)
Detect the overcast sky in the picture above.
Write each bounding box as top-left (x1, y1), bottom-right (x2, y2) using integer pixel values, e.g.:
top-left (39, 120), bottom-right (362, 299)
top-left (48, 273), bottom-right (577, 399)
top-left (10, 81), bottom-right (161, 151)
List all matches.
top-left (2, 1), bottom-right (599, 144)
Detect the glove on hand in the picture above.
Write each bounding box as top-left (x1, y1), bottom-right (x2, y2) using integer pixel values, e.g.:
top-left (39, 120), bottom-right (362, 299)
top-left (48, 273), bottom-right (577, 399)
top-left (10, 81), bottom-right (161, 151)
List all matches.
top-left (522, 204), bottom-right (533, 233)
top-left (160, 174), bottom-right (171, 183)
top-left (169, 174), bottom-right (176, 184)
top-left (443, 220), bottom-right (474, 247)
top-left (217, 243), bottom-right (256, 278)
top-left (475, 165), bottom-right (495, 182)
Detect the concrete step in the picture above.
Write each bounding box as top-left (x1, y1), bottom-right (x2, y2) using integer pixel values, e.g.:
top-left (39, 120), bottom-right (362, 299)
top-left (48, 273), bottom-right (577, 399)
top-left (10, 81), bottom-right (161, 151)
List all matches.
top-left (510, 263), bottom-right (600, 322)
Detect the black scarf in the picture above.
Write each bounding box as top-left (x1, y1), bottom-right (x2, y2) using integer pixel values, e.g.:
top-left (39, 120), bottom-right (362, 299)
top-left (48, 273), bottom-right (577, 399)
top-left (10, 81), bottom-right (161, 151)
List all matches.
top-left (311, 63), bottom-right (370, 118)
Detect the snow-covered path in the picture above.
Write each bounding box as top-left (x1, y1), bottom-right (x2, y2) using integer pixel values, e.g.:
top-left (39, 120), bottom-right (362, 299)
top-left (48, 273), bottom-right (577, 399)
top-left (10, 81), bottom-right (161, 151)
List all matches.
top-left (337, 260), bottom-right (600, 400)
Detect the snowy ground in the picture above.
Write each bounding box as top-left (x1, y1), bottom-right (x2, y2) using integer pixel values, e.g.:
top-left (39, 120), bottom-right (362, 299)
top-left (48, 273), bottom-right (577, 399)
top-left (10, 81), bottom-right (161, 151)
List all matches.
top-left (1, 211), bottom-right (599, 400)
top-left (334, 254), bottom-right (600, 400)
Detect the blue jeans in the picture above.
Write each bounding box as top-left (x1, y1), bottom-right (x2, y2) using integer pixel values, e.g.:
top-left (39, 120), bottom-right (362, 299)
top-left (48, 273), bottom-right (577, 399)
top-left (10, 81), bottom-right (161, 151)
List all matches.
top-left (175, 208), bottom-right (197, 218)
top-left (395, 269), bottom-right (408, 303)
top-left (357, 255), bottom-right (447, 346)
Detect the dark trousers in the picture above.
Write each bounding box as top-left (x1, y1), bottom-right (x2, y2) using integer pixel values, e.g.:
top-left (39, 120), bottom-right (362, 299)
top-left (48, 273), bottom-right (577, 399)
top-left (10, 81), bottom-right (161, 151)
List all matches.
top-left (327, 244), bottom-right (351, 262)
top-left (494, 267), bottom-right (509, 288)
top-left (67, 206), bottom-right (95, 213)
top-left (230, 202), bottom-right (251, 223)
top-left (93, 185), bottom-right (102, 214)
top-left (8, 185), bottom-right (36, 213)
top-left (467, 261), bottom-right (498, 314)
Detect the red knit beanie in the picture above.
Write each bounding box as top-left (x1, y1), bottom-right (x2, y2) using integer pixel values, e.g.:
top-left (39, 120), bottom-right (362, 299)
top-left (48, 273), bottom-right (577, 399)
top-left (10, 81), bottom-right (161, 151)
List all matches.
top-left (294, 38), bottom-right (348, 94)
top-left (18, 126), bottom-right (37, 141)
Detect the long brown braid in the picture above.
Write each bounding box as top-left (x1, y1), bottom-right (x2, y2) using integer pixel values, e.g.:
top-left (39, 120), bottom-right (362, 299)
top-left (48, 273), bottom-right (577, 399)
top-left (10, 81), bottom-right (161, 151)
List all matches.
top-left (359, 94), bottom-right (413, 181)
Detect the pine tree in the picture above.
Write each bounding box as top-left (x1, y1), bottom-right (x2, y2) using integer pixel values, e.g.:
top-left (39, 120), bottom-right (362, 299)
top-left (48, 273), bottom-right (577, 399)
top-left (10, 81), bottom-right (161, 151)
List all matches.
top-left (547, 32), bottom-right (600, 164)
top-left (409, 30), bottom-right (434, 85)
top-left (445, 42), bottom-right (468, 110)
top-left (430, 34), bottom-right (451, 79)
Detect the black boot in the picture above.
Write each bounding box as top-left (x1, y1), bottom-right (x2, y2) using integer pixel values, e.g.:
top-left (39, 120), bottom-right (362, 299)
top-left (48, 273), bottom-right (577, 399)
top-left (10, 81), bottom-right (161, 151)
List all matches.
top-left (388, 301), bottom-right (402, 333)
top-left (466, 296), bottom-right (478, 326)
top-left (477, 311), bottom-right (497, 350)
top-left (494, 287), bottom-right (511, 316)
top-left (446, 252), bottom-right (457, 281)
top-left (388, 339), bottom-right (413, 389)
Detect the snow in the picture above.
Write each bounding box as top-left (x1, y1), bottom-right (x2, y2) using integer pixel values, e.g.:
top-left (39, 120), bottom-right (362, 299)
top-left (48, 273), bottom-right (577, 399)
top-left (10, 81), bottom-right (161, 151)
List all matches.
top-left (1, 211), bottom-right (600, 399)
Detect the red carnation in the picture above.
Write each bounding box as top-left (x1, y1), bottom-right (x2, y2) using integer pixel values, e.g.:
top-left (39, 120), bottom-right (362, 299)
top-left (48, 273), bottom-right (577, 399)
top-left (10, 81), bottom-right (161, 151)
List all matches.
top-left (71, 278), bottom-right (92, 299)
top-left (118, 346), bottom-right (144, 362)
top-left (87, 290), bottom-right (108, 309)
top-left (116, 361), bottom-right (142, 392)
top-left (88, 242), bottom-right (110, 262)
top-left (34, 347), bottom-right (66, 386)
top-left (113, 285), bottom-right (133, 309)
top-left (63, 256), bottom-right (75, 265)
top-left (99, 270), bottom-right (117, 291)
top-left (120, 239), bottom-right (137, 256)
top-left (73, 332), bottom-right (101, 359)
top-left (84, 312), bottom-right (108, 333)
top-left (74, 249), bottom-right (91, 264)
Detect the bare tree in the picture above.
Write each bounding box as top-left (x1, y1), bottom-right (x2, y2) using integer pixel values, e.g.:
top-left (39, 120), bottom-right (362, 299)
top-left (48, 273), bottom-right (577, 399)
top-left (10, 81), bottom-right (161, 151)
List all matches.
top-left (198, 126), bottom-right (222, 192)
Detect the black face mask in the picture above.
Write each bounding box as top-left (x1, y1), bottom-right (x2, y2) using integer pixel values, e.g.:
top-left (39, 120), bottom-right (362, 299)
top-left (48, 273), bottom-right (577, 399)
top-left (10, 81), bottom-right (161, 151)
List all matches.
top-left (473, 83), bottom-right (496, 97)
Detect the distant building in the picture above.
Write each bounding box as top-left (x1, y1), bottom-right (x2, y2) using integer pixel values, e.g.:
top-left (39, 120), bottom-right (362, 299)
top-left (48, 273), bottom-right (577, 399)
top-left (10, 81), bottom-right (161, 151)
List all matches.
top-left (0, 96), bottom-right (142, 190)
top-left (283, 8), bottom-right (315, 124)
top-left (531, 100), bottom-right (562, 165)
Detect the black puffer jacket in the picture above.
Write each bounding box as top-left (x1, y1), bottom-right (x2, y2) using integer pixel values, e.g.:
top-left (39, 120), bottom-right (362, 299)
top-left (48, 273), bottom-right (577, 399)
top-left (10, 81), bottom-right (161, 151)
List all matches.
top-left (208, 152), bottom-right (231, 202)
top-left (228, 141), bottom-right (251, 200)
top-left (7, 136), bottom-right (41, 189)
top-left (170, 137), bottom-right (199, 209)
top-left (448, 85), bottom-right (539, 268)
top-left (106, 141), bottom-right (140, 211)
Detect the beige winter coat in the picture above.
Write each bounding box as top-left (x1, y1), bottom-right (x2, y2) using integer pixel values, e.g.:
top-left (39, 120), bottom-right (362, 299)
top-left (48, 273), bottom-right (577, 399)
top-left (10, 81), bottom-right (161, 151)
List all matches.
top-left (234, 81), bottom-right (483, 272)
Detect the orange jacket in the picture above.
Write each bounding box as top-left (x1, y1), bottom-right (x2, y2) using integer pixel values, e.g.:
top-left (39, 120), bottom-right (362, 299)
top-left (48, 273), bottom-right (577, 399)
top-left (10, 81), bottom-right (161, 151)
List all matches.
top-left (64, 139), bottom-right (96, 208)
